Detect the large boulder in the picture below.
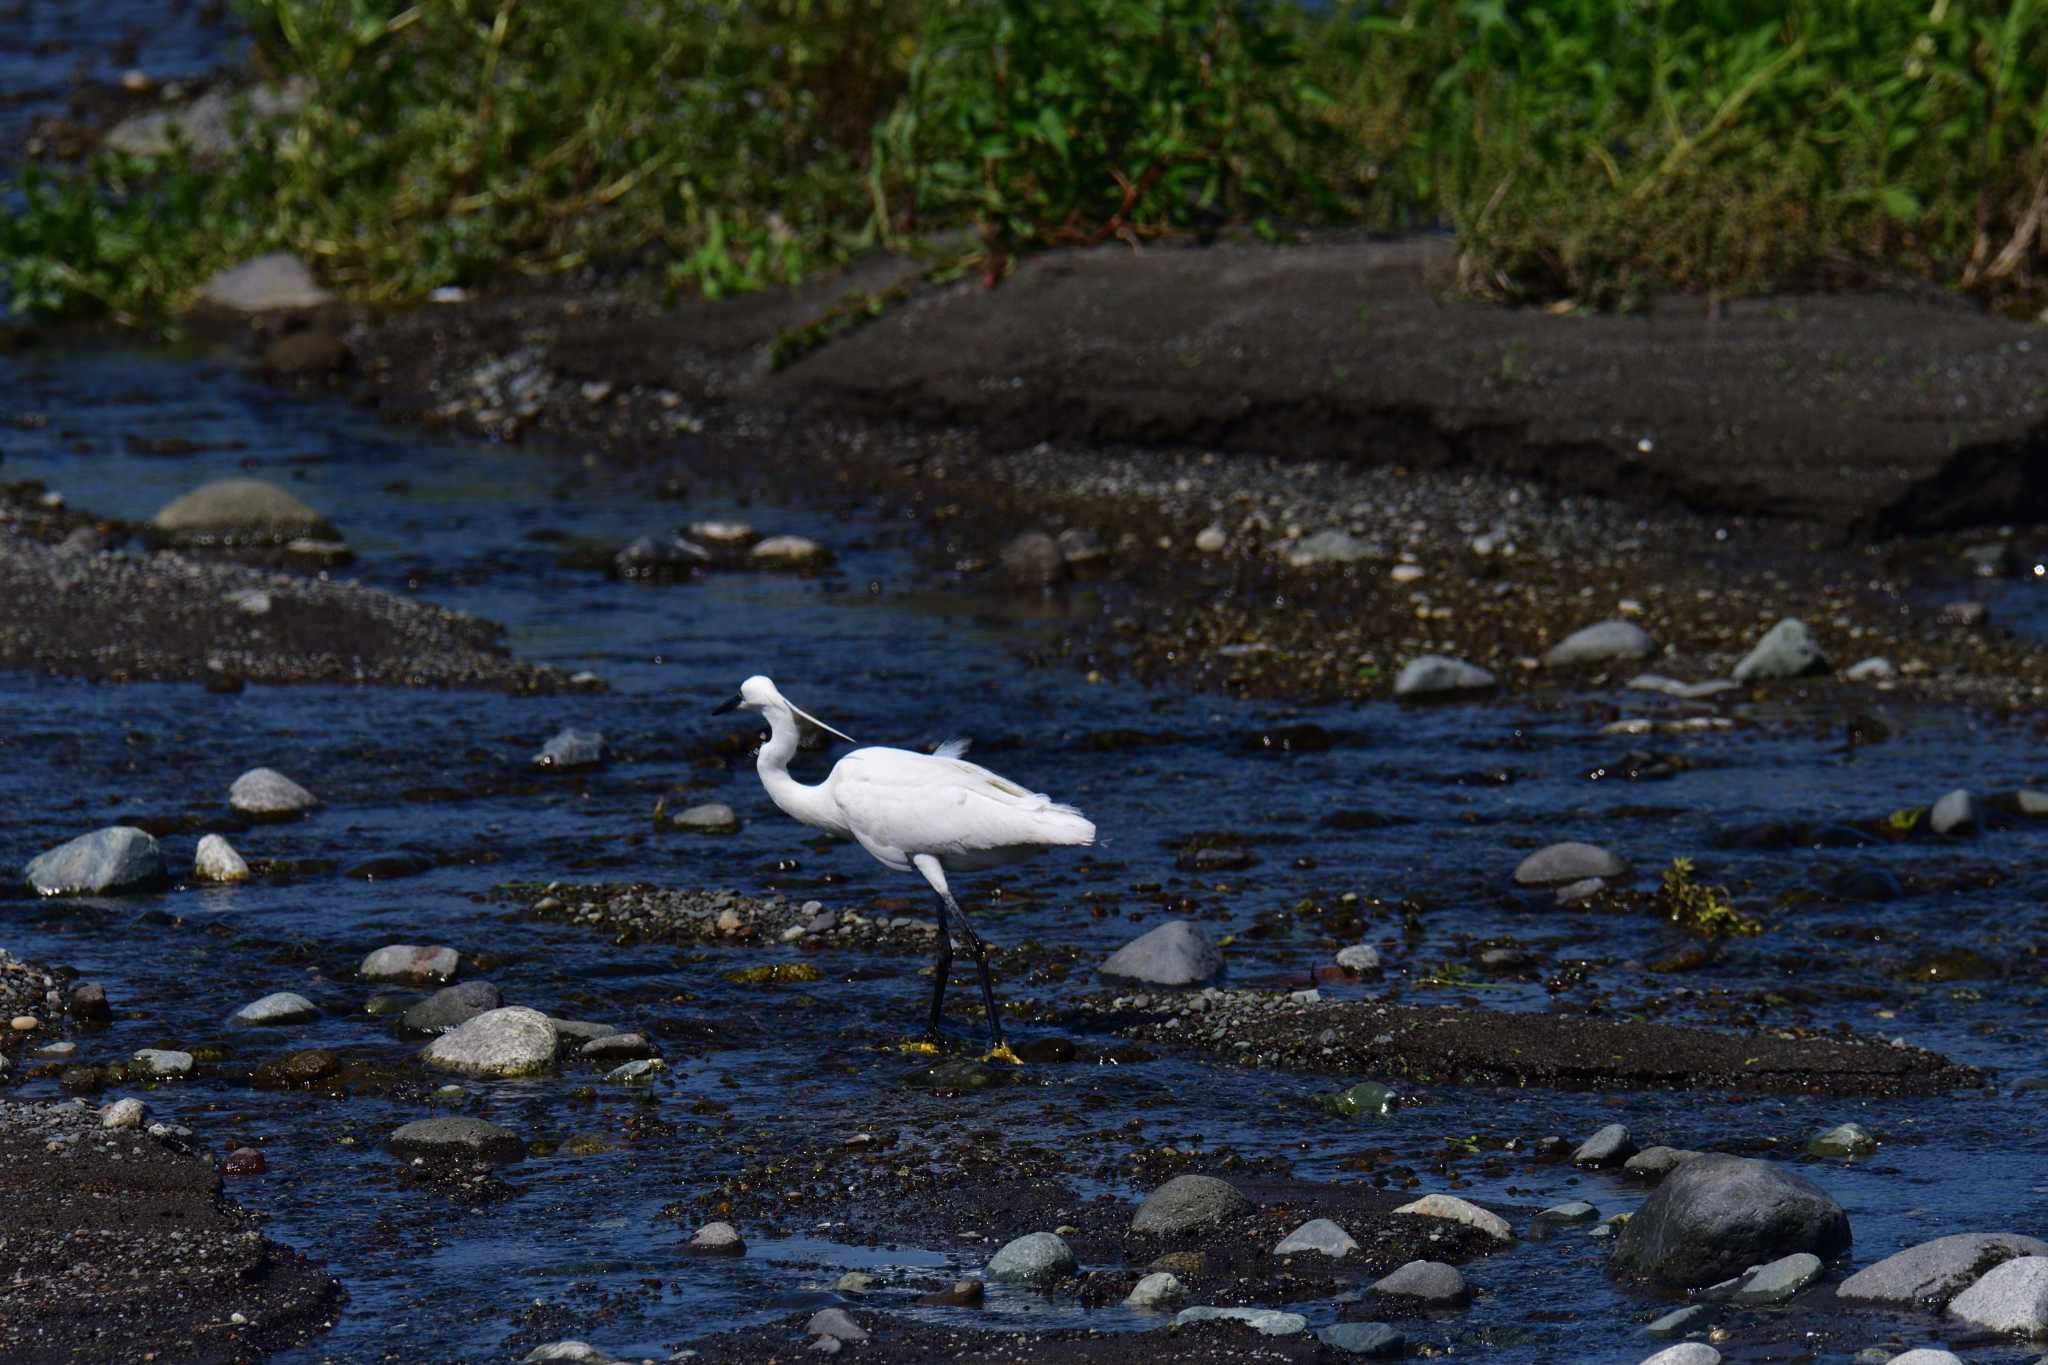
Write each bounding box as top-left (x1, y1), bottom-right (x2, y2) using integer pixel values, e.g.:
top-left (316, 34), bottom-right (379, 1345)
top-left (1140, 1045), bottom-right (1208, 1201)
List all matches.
top-left (1612, 1154), bottom-right (1850, 1288)
top-left (1101, 920), bottom-right (1221, 987)
top-left (1948, 1256), bottom-right (2048, 1336)
top-left (23, 827), bottom-right (165, 896)
top-left (1837, 1232), bottom-right (2048, 1309)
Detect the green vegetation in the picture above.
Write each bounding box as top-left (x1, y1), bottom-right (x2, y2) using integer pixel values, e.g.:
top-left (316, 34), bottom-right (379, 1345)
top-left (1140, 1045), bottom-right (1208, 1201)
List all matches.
top-left (4, 1), bottom-right (2046, 321)
top-left (1658, 856), bottom-right (1762, 939)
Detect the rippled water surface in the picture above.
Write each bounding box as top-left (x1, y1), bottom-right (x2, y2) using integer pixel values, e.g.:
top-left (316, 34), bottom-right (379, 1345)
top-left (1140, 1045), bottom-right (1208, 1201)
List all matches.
top-left (5, 347), bottom-right (2048, 1363)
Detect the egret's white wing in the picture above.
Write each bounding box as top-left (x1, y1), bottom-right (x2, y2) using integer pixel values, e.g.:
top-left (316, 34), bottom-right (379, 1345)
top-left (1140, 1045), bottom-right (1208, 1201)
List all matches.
top-left (829, 747), bottom-right (1093, 863)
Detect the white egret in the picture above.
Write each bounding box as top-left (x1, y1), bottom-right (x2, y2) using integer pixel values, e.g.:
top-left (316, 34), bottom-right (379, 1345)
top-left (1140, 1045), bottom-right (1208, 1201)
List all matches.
top-left (714, 675), bottom-right (1095, 1054)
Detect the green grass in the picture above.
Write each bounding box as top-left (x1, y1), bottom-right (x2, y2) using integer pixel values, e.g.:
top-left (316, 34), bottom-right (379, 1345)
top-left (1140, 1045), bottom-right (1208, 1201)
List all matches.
top-left (3, 0), bottom-right (2046, 321)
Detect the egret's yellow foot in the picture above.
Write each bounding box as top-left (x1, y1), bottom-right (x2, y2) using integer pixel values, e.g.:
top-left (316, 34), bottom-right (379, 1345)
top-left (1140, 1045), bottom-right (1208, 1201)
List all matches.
top-left (897, 1039), bottom-right (942, 1056)
top-left (982, 1043), bottom-right (1023, 1066)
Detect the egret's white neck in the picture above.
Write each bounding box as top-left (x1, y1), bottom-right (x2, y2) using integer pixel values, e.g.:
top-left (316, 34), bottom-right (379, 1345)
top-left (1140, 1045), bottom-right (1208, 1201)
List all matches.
top-left (755, 703), bottom-right (846, 834)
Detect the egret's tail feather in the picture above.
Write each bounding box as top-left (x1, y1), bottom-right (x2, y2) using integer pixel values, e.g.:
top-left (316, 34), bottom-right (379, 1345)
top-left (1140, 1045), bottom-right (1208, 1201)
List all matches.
top-left (1042, 803), bottom-right (1096, 847)
top-left (933, 737), bottom-right (972, 760)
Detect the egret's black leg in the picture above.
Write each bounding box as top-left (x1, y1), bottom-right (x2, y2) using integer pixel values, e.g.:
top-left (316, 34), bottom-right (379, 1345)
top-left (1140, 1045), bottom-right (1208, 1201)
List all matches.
top-left (925, 895), bottom-right (952, 1044)
top-left (942, 892), bottom-right (1004, 1049)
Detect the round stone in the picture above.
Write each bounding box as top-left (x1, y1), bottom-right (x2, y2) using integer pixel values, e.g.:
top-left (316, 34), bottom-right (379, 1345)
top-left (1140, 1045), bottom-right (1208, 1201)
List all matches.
top-left (1394, 654), bottom-right (1496, 697)
top-left (154, 476), bottom-right (326, 533)
top-left (1369, 1259), bottom-right (1470, 1306)
top-left (99, 1097), bottom-right (146, 1129)
top-left (192, 834), bottom-right (251, 883)
top-left (228, 768), bottom-right (316, 820)
top-left (1543, 620), bottom-right (1657, 668)
top-left (1132, 1174), bottom-right (1251, 1234)
top-left (749, 534), bottom-right (827, 568)
top-left (986, 1231), bottom-right (1076, 1283)
top-left (1101, 920), bottom-right (1222, 987)
top-left (689, 1221), bottom-right (745, 1255)
top-left (360, 944), bottom-right (461, 984)
top-left (672, 802), bottom-right (739, 834)
top-left (23, 826), bottom-right (165, 897)
top-left (1515, 841), bottom-right (1626, 886)
top-left (421, 1006), bottom-right (558, 1077)
top-left (1125, 1270), bottom-right (1185, 1308)
top-left (1612, 1154), bottom-right (1849, 1288)
top-left (231, 991), bottom-right (319, 1027)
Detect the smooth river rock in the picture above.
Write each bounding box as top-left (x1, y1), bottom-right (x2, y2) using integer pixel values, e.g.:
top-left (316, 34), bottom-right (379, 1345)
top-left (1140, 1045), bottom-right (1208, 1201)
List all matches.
top-left (1948, 1255), bottom-right (2048, 1335)
top-left (1544, 620), bottom-right (1657, 667)
top-left (1728, 1251), bottom-right (1823, 1303)
top-left (196, 253), bottom-right (333, 311)
top-left (389, 1116), bottom-right (525, 1163)
top-left (360, 944), bottom-right (461, 984)
top-left (421, 1006), bottom-right (557, 1077)
top-left (1640, 1346), bottom-right (1720, 1365)
top-left (1930, 788), bottom-right (1977, 836)
top-left (1318, 1322), bottom-right (1406, 1357)
top-left (1515, 841), bottom-right (1626, 887)
top-left (1394, 654), bottom-right (1496, 697)
top-left (1125, 1271), bottom-right (1185, 1309)
top-left (1393, 1193), bottom-right (1513, 1243)
top-left (1101, 920), bottom-right (1221, 987)
top-left (986, 1231), bottom-right (1076, 1283)
top-left (1574, 1122), bottom-right (1637, 1166)
top-left (1371, 1259), bottom-right (1470, 1306)
top-left (1132, 1174), bottom-right (1251, 1234)
top-left (228, 768), bottom-right (317, 820)
top-left (1612, 1154), bottom-right (1850, 1288)
top-left (1274, 1218), bottom-right (1358, 1258)
top-left (1837, 1232), bottom-right (2048, 1309)
top-left (191, 834), bottom-right (250, 882)
top-left (231, 991), bottom-right (319, 1026)
top-left (400, 981), bottom-right (503, 1035)
top-left (156, 477), bottom-right (326, 535)
top-left (24, 827), bottom-right (165, 896)
top-left (1732, 618), bottom-right (1829, 681)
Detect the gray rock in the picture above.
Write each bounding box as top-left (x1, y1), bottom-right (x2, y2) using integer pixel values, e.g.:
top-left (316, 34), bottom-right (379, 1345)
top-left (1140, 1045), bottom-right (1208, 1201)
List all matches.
top-left (1284, 529), bottom-right (1376, 567)
top-left (1316, 1322), bottom-right (1406, 1357)
top-left (1731, 1251), bottom-right (1823, 1303)
top-left (1371, 1259), bottom-right (1470, 1305)
top-left (1394, 654), bottom-right (1496, 697)
top-left (1132, 1173), bottom-right (1251, 1234)
top-left (132, 1048), bottom-right (194, 1076)
top-left (1625, 1146), bottom-right (1702, 1179)
top-left (1101, 920), bottom-right (1221, 987)
top-left (1125, 1270), bottom-right (1185, 1308)
top-left (603, 1059), bottom-right (665, 1085)
top-left (1845, 656), bottom-right (1897, 681)
top-left (1644, 1303), bottom-right (1713, 1337)
top-left (986, 1231), bottom-right (1076, 1283)
top-left (2016, 789), bottom-right (2048, 817)
top-left (24, 827), bottom-right (164, 896)
top-left (421, 1006), bottom-right (557, 1077)
top-left (1545, 620), bottom-right (1657, 667)
top-left (1538, 1200), bottom-right (1599, 1223)
top-left (689, 1221), bottom-right (745, 1255)
top-left (1612, 1154), bottom-right (1850, 1288)
top-left (157, 478), bottom-right (326, 536)
top-left (1392, 1193), bottom-right (1513, 1243)
top-left (1575, 1122), bottom-right (1637, 1167)
top-left (360, 944), bottom-right (461, 984)
top-left (400, 981), bottom-right (502, 1035)
top-left (548, 1019), bottom-right (618, 1047)
top-left (192, 834), bottom-right (250, 882)
top-left (1627, 673), bottom-right (1739, 699)
top-left (1732, 618), bottom-right (1829, 682)
top-left (1273, 1217), bottom-right (1357, 1258)
top-left (1949, 1256), bottom-right (2048, 1335)
top-left (228, 767), bottom-right (317, 820)
top-left (750, 534), bottom-right (827, 568)
top-left (1884, 1352), bottom-right (1963, 1365)
top-left (231, 991), bottom-right (319, 1027)
top-left (1173, 1306), bottom-right (1307, 1335)
top-left (614, 534), bottom-right (709, 580)
top-left (1555, 876), bottom-right (1607, 904)
top-left (1807, 1122), bottom-right (1877, 1158)
top-left (1336, 943), bottom-right (1382, 974)
top-left (1641, 1347), bottom-right (1720, 1365)
top-left (520, 1343), bottom-right (619, 1365)
top-left (1930, 788), bottom-right (1976, 836)
top-left (533, 728), bottom-right (605, 769)
top-left (581, 1032), bottom-right (657, 1060)
top-left (197, 253), bottom-right (333, 311)
top-left (1838, 1232), bottom-right (2048, 1309)
top-left (833, 1271), bottom-right (875, 1293)
top-left (806, 1308), bottom-right (868, 1342)
top-left (998, 531), bottom-right (1065, 587)
top-left (672, 802), bottom-right (739, 834)
top-left (389, 1116), bottom-right (524, 1162)
top-left (1515, 841), bottom-right (1626, 886)
top-left (99, 1097), bottom-right (146, 1129)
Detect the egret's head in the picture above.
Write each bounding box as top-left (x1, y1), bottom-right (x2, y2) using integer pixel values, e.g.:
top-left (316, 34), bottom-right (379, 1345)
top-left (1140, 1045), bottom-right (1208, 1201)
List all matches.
top-left (712, 676), bottom-right (855, 743)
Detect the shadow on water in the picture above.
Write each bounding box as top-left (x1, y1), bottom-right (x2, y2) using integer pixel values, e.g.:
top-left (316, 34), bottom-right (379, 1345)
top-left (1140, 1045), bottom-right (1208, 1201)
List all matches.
top-left (5, 346), bottom-right (2048, 1361)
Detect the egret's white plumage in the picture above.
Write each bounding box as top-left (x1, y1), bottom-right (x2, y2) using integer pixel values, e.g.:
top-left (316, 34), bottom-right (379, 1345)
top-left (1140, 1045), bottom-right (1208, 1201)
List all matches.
top-left (715, 674), bottom-right (1093, 1048)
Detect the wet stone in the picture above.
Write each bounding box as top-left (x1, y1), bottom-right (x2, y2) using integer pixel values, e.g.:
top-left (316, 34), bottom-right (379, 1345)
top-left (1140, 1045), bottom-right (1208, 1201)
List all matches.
top-left (581, 1032), bottom-right (656, 1060)
top-left (1174, 1306), bottom-right (1307, 1336)
top-left (1274, 1217), bottom-right (1358, 1258)
top-left (400, 981), bottom-right (502, 1035)
top-left (1807, 1122), bottom-right (1877, 1158)
top-left (360, 944), bottom-right (461, 984)
top-left (613, 534), bottom-right (709, 581)
top-left (1316, 1322), bottom-right (1406, 1357)
top-left (24, 826), bottom-right (165, 896)
top-left (69, 982), bottom-right (110, 1023)
top-left (1837, 1232), bottom-right (2048, 1308)
top-left (99, 1097), bottom-right (146, 1129)
top-left (1132, 1174), bottom-right (1251, 1234)
top-left (986, 1231), bottom-right (1075, 1283)
top-left (522, 1343), bottom-right (620, 1365)
top-left (1884, 1352), bottom-right (1963, 1365)
top-left (1393, 1193), bottom-right (1513, 1243)
top-left (603, 1058), bottom-right (665, 1085)
top-left (1575, 1122), bottom-right (1638, 1166)
top-left (689, 1221), bottom-right (745, 1255)
top-left (998, 531), bottom-right (1065, 588)
top-left (192, 833), bottom-right (250, 882)
top-left (1645, 1304), bottom-right (1713, 1337)
top-left (389, 1116), bottom-right (525, 1163)
top-left (533, 727), bottom-right (605, 769)
top-left (1732, 617), bottom-right (1829, 681)
top-left (1845, 656), bottom-right (1897, 681)
top-left (1336, 943), bottom-right (1382, 974)
top-left (1125, 1271), bottom-right (1185, 1309)
top-left (1613, 1154), bottom-right (1849, 1288)
top-left (1930, 788), bottom-right (1977, 836)
top-left (420, 1006), bottom-right (557, 1077)
top-left (1544, 619), bottom-right (1657, 667)
top-left (1394, 654), bottom-right (1496, 697)
top-left (1101, 920), bottom-right (1221, 986)
top-left (1946, 1255), bottom-right (2048, 1335)
top-left (1516, 841), bottom-right (1626, 886)
top-left (1730, 1251), bottom-right (1823, 1303)
top-left (1371, 1259), bottom-right (1470, 1305)
top-left (806, 1308), bottom-right (868, 1341)
top-left (1556, 876), bottom-right (1607, 904)
top-left (672, 802), bottom-right (739, 834)
top-left (749, 534), bottom-right (827, 569)
top-left (1626, 1146), bottom-right (1702, 1179)
top-left (1320, 1081), bottom-right (1397, 1118)
top-left (132, 1048), bottom-right (193, 1077)
top-left (228, 767), bottom-right (317, 820)
top-left (231, 991), bottom-right (319, 1027)
top-left (1642, 1346), bottom-right (1721, 1365)
top-left (1539, 1200), bottom-right (1599, 1223)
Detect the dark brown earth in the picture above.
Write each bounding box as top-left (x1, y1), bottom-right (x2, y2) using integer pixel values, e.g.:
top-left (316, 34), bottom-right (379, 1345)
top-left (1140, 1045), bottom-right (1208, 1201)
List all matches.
top-left (0, 482), bottom-right (571, 691)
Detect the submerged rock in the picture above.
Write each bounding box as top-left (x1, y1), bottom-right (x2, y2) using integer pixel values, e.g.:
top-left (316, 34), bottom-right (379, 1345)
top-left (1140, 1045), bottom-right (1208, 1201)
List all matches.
top-left (1132, 1174), bottom-right (1250, 1234)
top-left (24, 827), bottom-right (165, 896)
top-left (1612, 1154), bottom-right (1849, 1288)
top-left (1930, 788), bottom-right (1977, 836)
top-left (671, 802), bottom-right (738, 834)
top-left (1728, 1251), bottom-right (1823, 1303)
top-left (1317, 1322), bottom-right (1405, 1357)
top-left (1101, 920), bottom-right (1221, 986)
top-left (156, 477), bottom-right (329, 540)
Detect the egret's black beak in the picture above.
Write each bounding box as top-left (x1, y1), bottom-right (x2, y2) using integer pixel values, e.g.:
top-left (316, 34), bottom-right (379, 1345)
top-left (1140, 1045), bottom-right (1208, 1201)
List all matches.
top-left (712, 694), bottom-right (743, 715)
